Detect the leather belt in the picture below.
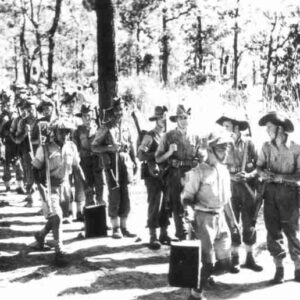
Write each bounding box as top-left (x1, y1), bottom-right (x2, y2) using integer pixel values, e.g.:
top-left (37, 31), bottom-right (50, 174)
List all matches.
top-left (170, 159), bottom-right (198, 168)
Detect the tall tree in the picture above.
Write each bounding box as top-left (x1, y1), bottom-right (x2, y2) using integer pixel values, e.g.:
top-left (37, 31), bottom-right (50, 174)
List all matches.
top-left (84, 0), bottom-right (118, 109)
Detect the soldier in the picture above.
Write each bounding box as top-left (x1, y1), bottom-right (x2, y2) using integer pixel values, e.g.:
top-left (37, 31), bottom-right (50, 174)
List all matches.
top-left (31, 98), bottom-right (55, 148)
top-left (137, 106), bottom-right (170, 250)
top-left (92, 98), bottom-right (137, 239)
top-left (257, 112), bottom-right (300, 284)
top-left (9, 99), bottom-right (27, 194)
top-left (181, 129), bottom-right (240, 300)
top-left (216, 114), bottom-right (263, 272)
top-left (73, 104), bottom-right (105, 219)
top-left (0, 92), bottom-right (24, 192)
top-left (32, 118), bottom-right (86, 266)
top-left (155, 104), bottom-right (201, 241)
top-left (15, 99), bottom-right (38, 207)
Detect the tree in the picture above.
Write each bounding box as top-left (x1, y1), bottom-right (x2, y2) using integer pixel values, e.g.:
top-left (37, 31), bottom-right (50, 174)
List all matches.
top-left (84, 0), bottom-right (118, 109)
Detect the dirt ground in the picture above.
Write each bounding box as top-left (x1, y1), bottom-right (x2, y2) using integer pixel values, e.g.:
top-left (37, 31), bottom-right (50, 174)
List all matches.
top-left (1, 175), bottom-right (300, 299)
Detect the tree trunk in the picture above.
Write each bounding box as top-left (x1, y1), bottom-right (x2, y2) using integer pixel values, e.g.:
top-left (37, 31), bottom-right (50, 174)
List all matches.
top-left (196, 15), bottom-right (203, 70)
top-left (161, 11), bottom-right (169, 86)
top-left (20, 19), bottom-right (31, 85)
top-left (136, 26), bottom-right (141, 76)
top-left (252, 60), bottom-right (256, 85)
top-left (13, 36), bottom-right (18, 82)
top-left (220, 47), bottom-right (224, 77)
top-left (233, 0), bottom-right (240, 89)
top-left (95, 0), bottom-right (118, 109)
top-left (47, 0), bottom-right (62, 88)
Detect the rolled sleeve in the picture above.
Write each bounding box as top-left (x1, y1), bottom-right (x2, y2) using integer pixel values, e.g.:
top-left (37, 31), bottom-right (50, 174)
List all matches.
top-left (32, 146), bottom-right (44, 169)
top-left (181, 168), bottom-right (201, 201)
top-left (256, 142), bottom-right (268, 168)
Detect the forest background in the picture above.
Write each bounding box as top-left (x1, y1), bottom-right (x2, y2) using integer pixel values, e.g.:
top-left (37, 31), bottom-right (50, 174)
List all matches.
top-left (1, 0), bottom-right (300, 140)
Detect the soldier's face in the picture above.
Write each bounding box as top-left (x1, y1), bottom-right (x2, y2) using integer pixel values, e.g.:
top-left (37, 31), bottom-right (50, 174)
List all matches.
top-left (65, 101), bottom-right (75, 114)
top-left (266, 122), bottom-right (277, 140)
top-left (20, 108), bottom-right (27, 118)
top-left (214, 144), bottom-right (228, 162)
top-left (222, 120), bottom-right (234, 132)
top-left (43, 106), bottom-right (53, 117)
top-left (82, 112), bottom-right (92, 126)
top-left (56, 129), bottom-right (70, 144)
top-left (177, 115), bottom-right (190, 130)
top-left (26, 105), bottom-right (35, 117)
top-left (157, 115), bottom-right (166, 129)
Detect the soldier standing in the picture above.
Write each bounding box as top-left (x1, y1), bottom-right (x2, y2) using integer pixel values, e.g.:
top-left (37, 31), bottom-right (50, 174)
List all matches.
top-left (181, 130), bottom-right (240, 300)
top-left (155, 104), bottom-right (201, 241)
top-left (74, 104), bottom-right (105, 218)
top-left (92, 98), bottom-right (137, 239)
top-left (0, 92), bottom-right (24, 192)
top-left (32, 119), bottom-right (86, 266)
top-left (216, 114), bottom-right (263, 272)
top-left (137, 106), bottom-right (171, 250)
top-left (15, 99), bottom-right (37, 207)
top-left (257, 112), bottom-right (300, 284)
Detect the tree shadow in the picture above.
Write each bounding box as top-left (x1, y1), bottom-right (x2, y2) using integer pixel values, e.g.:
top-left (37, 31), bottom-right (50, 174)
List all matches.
top-left (0, 212), bottom-right (39, 218)
top-left (58, 271), bottom-right (169, 296)
top-left (0, 227), bottom-right (37, 238)
top-left (0, 220), bottom-right (45, 226)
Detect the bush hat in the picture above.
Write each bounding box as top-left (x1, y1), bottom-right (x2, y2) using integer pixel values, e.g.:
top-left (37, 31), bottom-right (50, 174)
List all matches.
top-left (149, 106), bottom-right (168, 121)
top-left (50, 118), bottom-right (76, 132)
top-left (258, 111), bottom-right (294, 133)
top-left (169, 104), bottom-right (191, 122)
top-left (61, 92), bottom-right (77, 105)
top-left (216, 114), bottom-right (249, 131)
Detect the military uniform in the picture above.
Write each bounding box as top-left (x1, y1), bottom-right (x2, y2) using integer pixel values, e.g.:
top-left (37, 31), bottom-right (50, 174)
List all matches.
top-left (92, 99), bottom-right (137, 238)
top-left (137, 106), bottom-right (170, 249)
top-left (32, 119), bottom-right (82, 266)
top-left (74, 107), bottom-right (104, 207)
top-left (155, 109), bottom-right (201, 240)
top-left (257, 112), bottom-right (300, 283)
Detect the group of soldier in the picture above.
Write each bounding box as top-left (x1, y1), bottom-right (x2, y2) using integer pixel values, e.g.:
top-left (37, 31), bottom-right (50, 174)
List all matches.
top-left (1, 84), bottom-right (300, 298)
top-left (137, 104), bottom-right (300, 300)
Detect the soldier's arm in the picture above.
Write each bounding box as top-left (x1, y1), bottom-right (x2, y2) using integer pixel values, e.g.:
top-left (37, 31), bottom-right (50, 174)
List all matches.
top-left (71, 143), bottom-right (87, 186)
top-left (137, 134), bottom-right (153, 161)
top-left (15, 120), bottom-right (29, 144)
top-left (181, 168), bottom-right (201, 208)
top-left (155, 134), bottom-right (176, 163)
top-left (91, 127), bottom-right (118, 154)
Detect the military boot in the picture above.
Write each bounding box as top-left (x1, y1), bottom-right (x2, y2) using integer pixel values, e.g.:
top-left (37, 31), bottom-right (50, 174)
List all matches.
top-left (272, 267), bottom-right (284, 284)
top-left (242, 252), bottom-right (263, 272)
top-left (159, 226), bottom-right (171, 245)
top-left (148, 228), bottom-right (161, 250)
top-left (34, 232), bottom-right (45, 250)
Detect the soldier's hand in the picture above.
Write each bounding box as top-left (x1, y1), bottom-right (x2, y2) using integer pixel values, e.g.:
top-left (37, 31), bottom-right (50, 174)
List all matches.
top-left (236, 171), bottom-right (251, 181)
top-left (168, 143), bottom-right (177, 155)
top-left (273, 174), bottom-right (283, 183)
top-left (139, 145), bottom-right (149, 152)
top-left (25, 124), bottom-right (31, 133)
top-left (260, 170), bottom-right (275, 182)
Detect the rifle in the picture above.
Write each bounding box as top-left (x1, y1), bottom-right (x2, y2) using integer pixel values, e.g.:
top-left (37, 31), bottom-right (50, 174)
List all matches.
top-left (37, 121), bottom-right (53, 217)
top-left (241, 140), bottom-right (256, 200)
top-left (131, 109), bottom-right (168, 179)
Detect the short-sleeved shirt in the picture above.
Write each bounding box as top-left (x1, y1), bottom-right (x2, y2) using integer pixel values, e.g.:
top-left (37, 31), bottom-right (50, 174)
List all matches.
top-left (257, 138), bottom-right (300, 174)
top-left (155, 128), bottom-right (201, 161)
top-left (32, 140), bottom-right (80, 181)
top-left (182, 162), bottom-right (231, 212)
top-left (225, 136), bottom-right (257, 173)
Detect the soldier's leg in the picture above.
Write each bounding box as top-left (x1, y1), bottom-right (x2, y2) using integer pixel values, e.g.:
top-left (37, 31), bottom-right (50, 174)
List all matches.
top-left (170, 170), bottom-right (187, 240)
top-left (13, 158), bottom-right (26, 193)
top-left (264, 184), bottom-right (286, 283)
top-left (240, 182), bottom-right (263, 271)
top-left (145, 177), bottom-right (162, 249)
top-left (93, 156), bottom-right (105, 205)
top-left (229, 182), bottom-right (242, 267)
top-left (2, 159), bottom-right (12, 191)
top-left (74, 170), bottom-right (86, 219)
top-left (277, 185), bottom-right (300, 282)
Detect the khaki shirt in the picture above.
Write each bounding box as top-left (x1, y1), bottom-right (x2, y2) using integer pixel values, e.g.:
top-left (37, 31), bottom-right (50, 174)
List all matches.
top-left (74, 123), bottom-right (98, 157)
top-left (155, 128), bottom-right (201, 161)
top-left (257, 138), bottom-right (300, 174)
top-left (32, 140), bottom-right (80, 181)
top-left (182, 162), bottom-right (231, 212)
top-left (225, 136), bottom-right (257, 174)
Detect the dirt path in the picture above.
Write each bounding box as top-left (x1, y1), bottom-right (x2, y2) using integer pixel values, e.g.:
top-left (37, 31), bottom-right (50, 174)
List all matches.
top-left (1, 178), bottom-right (300, 299)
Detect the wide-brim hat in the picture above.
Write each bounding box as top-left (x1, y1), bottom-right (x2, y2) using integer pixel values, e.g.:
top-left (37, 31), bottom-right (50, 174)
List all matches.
top-left (258, 111), bottom-right (294, 133)
top-left (169, 104), bottom-right (191, 122)
top-left (61, 92), bottom-right (77, 105)
top-left (149, 105), bottom-right (168, 121)
top-left (207, 128), bottom-right (234, 148)
top-left (37, 98), bottom-right (54, 113)
top-left (22, 98), bottom-right (38, 109)
top-left (75, 104), bottom-right (94, 117)
top-left (216, 115), bottom-right (249, 131)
